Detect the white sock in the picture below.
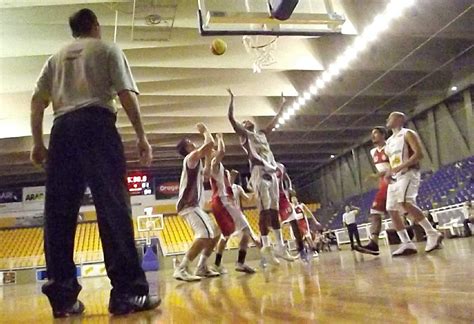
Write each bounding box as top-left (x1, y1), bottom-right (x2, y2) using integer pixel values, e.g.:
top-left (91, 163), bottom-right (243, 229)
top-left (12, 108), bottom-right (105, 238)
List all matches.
top-left (272, 229), bottom-right (284, 248)
top-left (179, 256), bottom-right (190, 269)
top-left (418, 218), bottom-right (437, 235)
top-left (197, 254), bottom-right (208, 268)
top-left (397, 229), bottom-right (412, 244)
top-left (261, 235), bottom-right (270, 248)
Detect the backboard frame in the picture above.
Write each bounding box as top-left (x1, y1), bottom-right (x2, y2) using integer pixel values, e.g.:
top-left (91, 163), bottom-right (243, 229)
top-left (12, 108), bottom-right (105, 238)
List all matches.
top-left (197, 0), bottom-right (345, 36)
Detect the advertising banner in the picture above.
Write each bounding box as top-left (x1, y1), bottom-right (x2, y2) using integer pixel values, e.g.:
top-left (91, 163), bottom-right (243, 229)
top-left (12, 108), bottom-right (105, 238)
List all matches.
top-left (22, 186), bottom-right (45, 211)
top-left (155, 181), bottom-right (179, 200)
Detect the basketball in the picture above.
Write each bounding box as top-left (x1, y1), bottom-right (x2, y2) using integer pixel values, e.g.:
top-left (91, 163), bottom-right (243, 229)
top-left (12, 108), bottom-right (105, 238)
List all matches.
top-left (211, 38), bottom-right (227, 56)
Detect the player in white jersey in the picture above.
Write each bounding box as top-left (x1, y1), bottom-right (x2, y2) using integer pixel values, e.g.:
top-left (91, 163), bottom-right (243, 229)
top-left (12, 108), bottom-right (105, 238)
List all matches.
top-left (384, 112), bottom-right (443, 256)
top-left (356, 127), bottom-right (390, 256)
top-left (227, 89), bottom-right (291, 265)
top-left (208, 134), bottom-right (257, 274)
top-left (173, 123), bottom-right (221, 281)
top-left (229, 170), bottom-right (252, 211)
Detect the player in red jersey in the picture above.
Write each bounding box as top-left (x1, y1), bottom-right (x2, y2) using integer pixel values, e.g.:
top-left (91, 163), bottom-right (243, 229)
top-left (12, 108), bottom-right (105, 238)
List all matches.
top-left (208, 134), bottom-right (258, 274)
top-left (276, 162), bottom-right (309, 262)
top-left (291, 195), bottom-right (321, 257)
top-left (355, 127), bottom-right (390, 255)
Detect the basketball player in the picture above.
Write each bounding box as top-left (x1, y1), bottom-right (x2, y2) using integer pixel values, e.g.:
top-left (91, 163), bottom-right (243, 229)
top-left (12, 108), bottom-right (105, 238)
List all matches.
top-left (384, 112), bottom-right (443, 256)
top-left (291, 196), bottom-right (320, 257)
top-left (227, 89), bottom-right (293, 264)
top-left (228, 169), bottom-right (261, 249)
top-left (30, 8), bottom-right (159, 316)
top-left (208, 134), bottom-right (257, 274)
top-left (356, 127), bottom-right (390, 256)
top-left (174, 123), bottom-right (221, 281)
top-left (229, 169), bottom-right (252, 211)
top-left (276, 162), bottom-right (307, 261)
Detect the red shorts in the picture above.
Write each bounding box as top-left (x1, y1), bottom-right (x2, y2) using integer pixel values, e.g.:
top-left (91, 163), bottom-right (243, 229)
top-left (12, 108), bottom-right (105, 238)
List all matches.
top-left (279, 192), bottom-right (293, 222)
top-left (371, 178), bottom-right (389, 214)
top-left (211, 197), bottom-right (235, 237)
top-left (297, 218), bottom-right (309, 236)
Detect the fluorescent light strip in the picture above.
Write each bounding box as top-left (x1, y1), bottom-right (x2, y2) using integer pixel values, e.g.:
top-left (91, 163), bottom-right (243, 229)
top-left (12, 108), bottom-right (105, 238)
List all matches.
top-left (272, 0), bottom-right (416, 131)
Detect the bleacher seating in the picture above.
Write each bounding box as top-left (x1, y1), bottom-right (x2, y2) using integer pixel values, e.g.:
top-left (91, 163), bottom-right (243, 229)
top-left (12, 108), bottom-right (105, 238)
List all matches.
top-left (0, 222), bottom-right (104, 270)
top-left (316, 156), bottom-right (473, 230)
top-left (0, 204), bottom-right (320, 268)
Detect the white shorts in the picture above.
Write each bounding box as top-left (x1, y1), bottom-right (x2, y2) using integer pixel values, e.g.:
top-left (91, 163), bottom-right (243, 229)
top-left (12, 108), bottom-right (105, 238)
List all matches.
top-left (250, 166), bottom-right (279, 211)
top-left (221, 197), bottom-right (251, 233)
top-left (386, 170), bottom-right (420, 212)
top-left (179, 207), bottom-right (219, 239)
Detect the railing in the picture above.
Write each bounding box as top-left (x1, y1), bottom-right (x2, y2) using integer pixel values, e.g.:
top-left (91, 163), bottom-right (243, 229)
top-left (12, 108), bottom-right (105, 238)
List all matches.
top-left (430, 203), bottom-right (470, 226)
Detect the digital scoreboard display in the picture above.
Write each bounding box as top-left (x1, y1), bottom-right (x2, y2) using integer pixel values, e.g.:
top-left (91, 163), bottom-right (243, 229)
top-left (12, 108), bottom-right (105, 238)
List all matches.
top-left (127, 173), bottom-right (152, 196)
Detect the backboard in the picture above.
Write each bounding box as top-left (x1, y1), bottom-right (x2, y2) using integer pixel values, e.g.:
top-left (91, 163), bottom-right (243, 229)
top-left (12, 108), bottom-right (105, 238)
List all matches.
top-left (137, 214), bottom-right (164, 234)
top-left (197, 0), bottom-right (345, 36)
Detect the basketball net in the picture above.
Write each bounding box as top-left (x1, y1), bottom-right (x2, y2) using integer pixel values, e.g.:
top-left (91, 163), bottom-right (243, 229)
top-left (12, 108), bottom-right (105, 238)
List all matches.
top-left (242, 35), bottom-right (278, 73)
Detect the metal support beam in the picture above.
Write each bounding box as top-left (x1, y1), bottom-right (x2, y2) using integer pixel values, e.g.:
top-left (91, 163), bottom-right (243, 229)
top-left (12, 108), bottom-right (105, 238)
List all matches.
top-left (427, 109), bottom-right (440, 170)
top-left (463, 89), bottom-right (473, 153)
top-left (438, 103), bottom-right (470, 155)
top-left (352, 148), bottom-right (363, 194)
top-left (338, 159), bottom-right (344, 201)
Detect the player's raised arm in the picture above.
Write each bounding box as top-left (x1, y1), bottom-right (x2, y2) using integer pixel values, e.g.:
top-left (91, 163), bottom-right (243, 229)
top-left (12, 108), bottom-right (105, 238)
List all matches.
top-left (189, 123), bottom-right (215, 167)
top-left (227, 89), bottom-right (248, 136)
top-left (214, 133), bottom-right (225, 164)
top-left (209, 133), bottom-right (225, 177)
top-left (263, 92), bottom-right (286, 134)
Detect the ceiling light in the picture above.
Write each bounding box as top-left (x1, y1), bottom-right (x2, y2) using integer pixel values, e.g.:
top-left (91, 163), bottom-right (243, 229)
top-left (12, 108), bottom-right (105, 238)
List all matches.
top-left (362, 27), bottom-right (379, 42)
top-left (316, 79), bottom-right (325, 89)
top-left (322, 72), bottom-right (332, 83)
top-left (386, 0), bottom-right (415, 19)
top-left (341, 47), bottom-right (357, 64)
top-left (451, 86), bottom-right (458, 91)
top-left (275, 0), bottom-right (417, 131)
top-left (353, 37), bottom-right (368, 52)
top-left (386, 1), bottom-right (404, 19)
top-left (334, 57), bottom-right (349, 70)
top-left (330, 154), bottom-right (335, 159)
top-left (328, 64), bottom-right (341, 77)
top-left (275, 124), bottom-right (280, 129)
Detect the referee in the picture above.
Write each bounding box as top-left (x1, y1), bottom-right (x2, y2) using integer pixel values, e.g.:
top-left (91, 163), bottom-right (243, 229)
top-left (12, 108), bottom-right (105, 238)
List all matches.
top-left (342, 205), bottom-right (362, 250)
top-left (30, 9), bottom-right (159, 317)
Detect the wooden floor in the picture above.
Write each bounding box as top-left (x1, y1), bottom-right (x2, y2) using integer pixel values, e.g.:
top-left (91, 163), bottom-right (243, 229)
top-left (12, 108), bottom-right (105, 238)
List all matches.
top-left (1, 238), bottom-right (473, 323)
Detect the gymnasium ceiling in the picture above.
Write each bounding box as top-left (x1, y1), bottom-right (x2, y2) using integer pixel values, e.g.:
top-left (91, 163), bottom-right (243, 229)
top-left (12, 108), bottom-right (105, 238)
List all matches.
top-left (0, 0), bottom-right (473, 186)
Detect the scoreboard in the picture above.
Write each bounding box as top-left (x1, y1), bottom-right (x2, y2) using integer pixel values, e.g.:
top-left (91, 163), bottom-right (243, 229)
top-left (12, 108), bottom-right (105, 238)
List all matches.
top-left (127, 173), bottom-right (152, 196)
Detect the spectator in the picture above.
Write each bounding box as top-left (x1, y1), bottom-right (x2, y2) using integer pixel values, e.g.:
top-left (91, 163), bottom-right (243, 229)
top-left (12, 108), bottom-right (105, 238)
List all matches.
top-left (463, 201), bottom-right (473, 237)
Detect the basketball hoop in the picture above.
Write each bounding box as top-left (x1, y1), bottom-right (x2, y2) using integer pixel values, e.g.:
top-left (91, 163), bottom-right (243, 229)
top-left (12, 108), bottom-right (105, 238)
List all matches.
top-left (242, 35), bottom-right (279, 73)
top-left (137, 213), bottom-right (164, 246)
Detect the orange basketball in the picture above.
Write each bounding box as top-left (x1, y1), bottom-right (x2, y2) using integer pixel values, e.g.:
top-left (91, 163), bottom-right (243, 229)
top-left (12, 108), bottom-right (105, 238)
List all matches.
top-left (210, 38), bottom-right (227, 56)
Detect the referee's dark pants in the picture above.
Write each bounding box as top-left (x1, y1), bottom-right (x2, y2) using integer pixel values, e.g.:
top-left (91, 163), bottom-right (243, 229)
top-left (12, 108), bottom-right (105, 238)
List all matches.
top-left (42, 107), bottom-right (148, 310)
top-left (346, 223), bottom-right (361, 249)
